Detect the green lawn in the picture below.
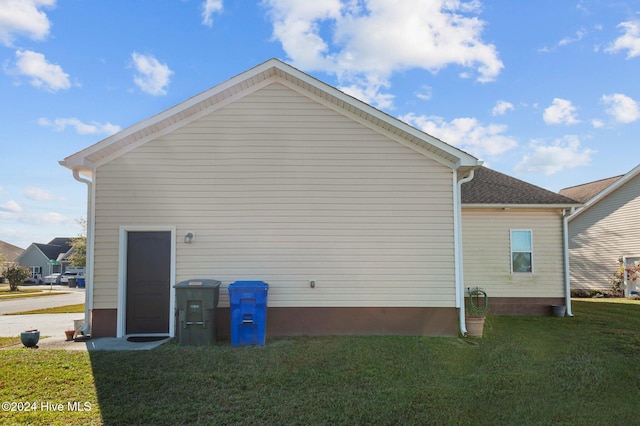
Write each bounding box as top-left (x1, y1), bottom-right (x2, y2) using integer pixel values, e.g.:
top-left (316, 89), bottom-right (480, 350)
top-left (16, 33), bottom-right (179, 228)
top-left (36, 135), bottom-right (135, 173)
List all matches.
top-left (5, 304), bottom-right (85, 315)
top-left (1, 300), bottom-right (640, 425)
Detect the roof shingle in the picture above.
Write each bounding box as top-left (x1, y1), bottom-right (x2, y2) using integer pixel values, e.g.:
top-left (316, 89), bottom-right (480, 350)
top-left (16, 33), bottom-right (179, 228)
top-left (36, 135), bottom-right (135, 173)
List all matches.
top-left (462, 167), bottom-right (580, 205)
top-left (558, 175), bottom-right (622, 203)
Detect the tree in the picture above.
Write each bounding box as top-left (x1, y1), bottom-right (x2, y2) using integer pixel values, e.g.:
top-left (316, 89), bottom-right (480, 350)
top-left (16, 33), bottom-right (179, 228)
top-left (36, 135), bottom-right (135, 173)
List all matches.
top-left (3, 264), bottom-right (31, 291)
top-left (67, 218), bottom-right (87, 268)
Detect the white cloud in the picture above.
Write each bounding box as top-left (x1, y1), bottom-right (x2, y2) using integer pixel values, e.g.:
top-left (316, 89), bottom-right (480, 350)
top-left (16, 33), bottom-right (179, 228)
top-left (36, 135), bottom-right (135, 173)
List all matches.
top-left (591, 119), bottom-right (604, 128)
top-left (416, 86), bottom-right (432, 101)
top-left (0, 0), bottom-right (55, 46)
top-left (24, 186), bottom-right (55, 201)
top-left (492, 100), bottom-right (514, 116)
top-left (264, 0), bottom-right (503, 108)
top-left (401, 113), bottom-right (517, 158)
top-left (601, 93), bottom-right (640, 123)
top-left (38, 212), bottom-right (69, 225)
top-left (12, 49), bottom-right (71, 92)
top-left (339, 75), bottom-right (395, 110)
top-left (514, 135), bottom-right (594, 175)
top-left (0, 200), bottom-right (21, 213)
top-left (606, 20), bottom-right (640, 58)
top-left (131, 52), bottom-right (173, 96)
top-left (38, 117), bottom-right (121, 135)
top-left (202, 0), bottom-right (223, 27)
top-left (558, 28), bottom-right (587, 46)
top-left (543, 98), bottom-right (580, 125)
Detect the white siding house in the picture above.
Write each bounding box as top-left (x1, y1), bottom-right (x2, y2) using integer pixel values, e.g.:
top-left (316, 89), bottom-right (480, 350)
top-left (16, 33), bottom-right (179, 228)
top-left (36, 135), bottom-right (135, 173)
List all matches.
top-left (561, 164), bottom-right (640, 293)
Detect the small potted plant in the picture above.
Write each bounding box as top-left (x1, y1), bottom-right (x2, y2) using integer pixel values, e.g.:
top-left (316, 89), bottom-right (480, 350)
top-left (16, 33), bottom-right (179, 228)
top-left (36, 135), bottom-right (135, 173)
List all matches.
top-left (65, 329), bottom-right (76, 341)
top-left (21, 329), bottom-right (40, 348)
top-left (465, 287), bottom-right (488, 337)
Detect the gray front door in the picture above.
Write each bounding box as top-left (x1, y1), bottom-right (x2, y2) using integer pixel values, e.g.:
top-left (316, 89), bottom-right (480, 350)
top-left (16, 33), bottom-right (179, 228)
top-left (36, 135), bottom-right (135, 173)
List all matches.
top-left (126, 231), bottom-right (171, 334)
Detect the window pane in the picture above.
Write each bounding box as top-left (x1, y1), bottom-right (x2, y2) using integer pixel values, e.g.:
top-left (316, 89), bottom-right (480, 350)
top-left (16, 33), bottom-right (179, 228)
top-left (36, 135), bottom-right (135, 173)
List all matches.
top-left (512, 253), bottom-right (532, 272)
top-left (511, 231), bottom-right (532, 251)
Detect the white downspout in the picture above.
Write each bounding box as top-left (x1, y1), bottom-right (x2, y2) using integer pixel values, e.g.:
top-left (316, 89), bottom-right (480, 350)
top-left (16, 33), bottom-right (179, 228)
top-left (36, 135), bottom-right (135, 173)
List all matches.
top-left (72, 169), bottom-right (95, 335)
top-left (454, 169), bottom-right (475, 336)
top-left (563, 208), bottom-right (575, 317)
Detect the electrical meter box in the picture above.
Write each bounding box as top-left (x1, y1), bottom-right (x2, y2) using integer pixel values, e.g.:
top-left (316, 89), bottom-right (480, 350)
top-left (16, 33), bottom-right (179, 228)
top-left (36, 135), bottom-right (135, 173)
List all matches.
top-left (174, 279), bottom-right (221, 345)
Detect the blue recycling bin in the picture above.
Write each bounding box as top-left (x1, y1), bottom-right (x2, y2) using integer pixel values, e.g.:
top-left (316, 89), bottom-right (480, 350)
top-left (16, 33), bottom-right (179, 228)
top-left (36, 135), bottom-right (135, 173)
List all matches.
top-left (77, 278), bottom-right (85, 288)
top-left (228, 281), bottom-right (269, 346)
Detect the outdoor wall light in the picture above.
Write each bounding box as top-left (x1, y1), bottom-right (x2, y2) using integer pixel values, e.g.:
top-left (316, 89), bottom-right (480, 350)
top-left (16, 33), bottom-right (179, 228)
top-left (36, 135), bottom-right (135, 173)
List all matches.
top-left (184, 232), bottom-right (194, 244)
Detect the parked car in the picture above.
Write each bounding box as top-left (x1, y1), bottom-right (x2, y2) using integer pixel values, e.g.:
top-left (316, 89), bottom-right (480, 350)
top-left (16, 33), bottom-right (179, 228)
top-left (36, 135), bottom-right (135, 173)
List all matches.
top-left (43, 273), bottom-right (62, 284)
top-left (60, 271), bottom-right (79, 284)
top-left (24, 274), bottom-right (43, 284)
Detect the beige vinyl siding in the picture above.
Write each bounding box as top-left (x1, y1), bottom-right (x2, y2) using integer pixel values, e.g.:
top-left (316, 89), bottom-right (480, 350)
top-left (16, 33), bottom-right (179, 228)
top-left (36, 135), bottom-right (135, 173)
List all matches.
top-left (569, 173), bottom-right (640, 290)
top-left (92, 83), bottom-right (455, 309)
top-left (462, 208), bottom-right (565, 298)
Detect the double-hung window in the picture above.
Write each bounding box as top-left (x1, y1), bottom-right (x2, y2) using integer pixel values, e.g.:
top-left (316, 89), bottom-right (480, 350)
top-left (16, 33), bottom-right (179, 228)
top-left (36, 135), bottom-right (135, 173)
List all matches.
top-left (511, 230), bottom-right (533, 273)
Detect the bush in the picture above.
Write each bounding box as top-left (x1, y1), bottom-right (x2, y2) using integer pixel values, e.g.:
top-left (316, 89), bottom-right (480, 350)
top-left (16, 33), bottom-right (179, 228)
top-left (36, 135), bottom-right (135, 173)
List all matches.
top-left (2, 264), bottom-right (31, 291)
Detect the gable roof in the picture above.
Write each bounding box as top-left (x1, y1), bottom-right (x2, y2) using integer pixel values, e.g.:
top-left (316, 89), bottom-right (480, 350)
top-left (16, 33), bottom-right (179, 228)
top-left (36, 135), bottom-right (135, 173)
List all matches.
top-left (462, 166), bottom-right (581, 207)
top-left (559, 175), bottom-right (623, 203)
top-left (565, 163), bottom-right (640, 221)
top-left (16, 238), bottom-right (73, 264)
top-left (0, 240), bottom-right (24, 262)
top-left (37, 238), bottom-right (73, 260)
top-left (60, 58), bottom-right (480, 177)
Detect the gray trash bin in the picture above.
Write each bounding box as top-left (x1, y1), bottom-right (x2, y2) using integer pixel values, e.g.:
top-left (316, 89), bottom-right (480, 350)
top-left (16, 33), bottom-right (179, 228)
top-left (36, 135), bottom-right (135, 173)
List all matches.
top-left (68, 277), bottom-right (77, 288)
top-left (174, 279), bottom-right (221, 345)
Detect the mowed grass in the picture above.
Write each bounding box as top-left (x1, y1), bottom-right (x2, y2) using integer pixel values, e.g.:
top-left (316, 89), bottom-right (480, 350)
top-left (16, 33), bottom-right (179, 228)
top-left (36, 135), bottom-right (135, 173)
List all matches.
top-left (5, 303), bottom-right (85, 315)
top-left (1, 300), bottom-right (640, 425)
top-left (0, 285), bottom-right (57, 299)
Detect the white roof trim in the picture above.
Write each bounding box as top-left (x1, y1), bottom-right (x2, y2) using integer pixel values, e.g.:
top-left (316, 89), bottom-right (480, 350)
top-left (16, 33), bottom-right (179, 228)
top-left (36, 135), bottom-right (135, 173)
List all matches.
top-left (568, 163), bottom-right (640, 222)
top-left (60, 58), bottom-right (480, 175)
top-left (462, 204), bottom-right (580, 210)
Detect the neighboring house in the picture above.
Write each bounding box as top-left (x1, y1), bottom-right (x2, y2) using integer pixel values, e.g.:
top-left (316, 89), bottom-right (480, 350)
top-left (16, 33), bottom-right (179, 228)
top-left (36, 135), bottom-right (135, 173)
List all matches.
top-left (15, 238), bottom-right (73, 282)
top-left (560, 164), bottom-right (640, 294)
top-left (60, 59), bottom-right (579, 339)
top-left (0, 240), bottom-right (24, 263)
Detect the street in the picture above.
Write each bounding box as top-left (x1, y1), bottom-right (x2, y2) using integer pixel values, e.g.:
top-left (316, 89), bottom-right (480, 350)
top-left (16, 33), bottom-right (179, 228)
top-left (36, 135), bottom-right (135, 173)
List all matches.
top-left (0, 285), bottom-right (85, 315)
top-left (0, 285), bottom-right (86, 337)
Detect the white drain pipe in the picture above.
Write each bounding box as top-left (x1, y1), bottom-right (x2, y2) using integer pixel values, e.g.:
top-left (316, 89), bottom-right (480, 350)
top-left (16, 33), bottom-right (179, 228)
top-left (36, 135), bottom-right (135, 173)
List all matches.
top-left (563, 208), bottom-right (575, 317)
top-left (454, 169), bottom-right (476, 336)
top-left (71, 169), bottom-right (94, 335)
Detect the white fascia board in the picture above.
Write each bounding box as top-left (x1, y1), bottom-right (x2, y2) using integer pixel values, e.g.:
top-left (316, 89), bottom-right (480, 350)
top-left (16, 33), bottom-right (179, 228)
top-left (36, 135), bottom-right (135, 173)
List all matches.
top-left (59, 58), bottom-right (480, 174)
top-left (463, 204), bottom-right (582, 210)
top-left (60, 60), bottom-right (281, 172)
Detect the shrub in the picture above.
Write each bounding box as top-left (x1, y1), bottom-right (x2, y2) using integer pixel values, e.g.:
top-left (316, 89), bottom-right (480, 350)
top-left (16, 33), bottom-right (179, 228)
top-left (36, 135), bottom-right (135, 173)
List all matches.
top-left (2, 264), bottom-right (31, 291)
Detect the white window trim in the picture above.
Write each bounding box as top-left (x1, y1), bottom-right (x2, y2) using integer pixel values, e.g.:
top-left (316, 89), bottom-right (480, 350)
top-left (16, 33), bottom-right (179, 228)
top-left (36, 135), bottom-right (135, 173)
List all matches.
top-left (510, 229), bottom-right (534, 274)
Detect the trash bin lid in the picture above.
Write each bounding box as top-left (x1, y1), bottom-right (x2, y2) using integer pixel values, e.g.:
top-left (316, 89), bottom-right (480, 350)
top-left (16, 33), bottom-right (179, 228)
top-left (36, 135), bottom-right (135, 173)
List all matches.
top-left (228, 280), bottom-right (269, 291)
top-left (174, 279), bottom-right (221, 288)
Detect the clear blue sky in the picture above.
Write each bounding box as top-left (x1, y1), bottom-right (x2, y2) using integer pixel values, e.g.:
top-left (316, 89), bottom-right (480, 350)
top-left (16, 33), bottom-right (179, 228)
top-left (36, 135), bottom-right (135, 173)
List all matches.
top-left (1, 0), bottom-right (639, 249)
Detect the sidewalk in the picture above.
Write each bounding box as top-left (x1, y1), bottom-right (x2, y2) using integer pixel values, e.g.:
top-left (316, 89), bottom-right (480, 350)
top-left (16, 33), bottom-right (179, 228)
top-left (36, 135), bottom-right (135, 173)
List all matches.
top-left (2, 314), bottom-right (170, 351)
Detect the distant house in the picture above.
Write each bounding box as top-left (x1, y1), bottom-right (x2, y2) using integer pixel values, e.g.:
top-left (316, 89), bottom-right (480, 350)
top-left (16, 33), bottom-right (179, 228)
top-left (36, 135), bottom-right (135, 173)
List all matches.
top-left (0, 240), bottom-right (24, 263)
top-left (60, 59), bottom-right (580, 339)
top-left (15, 237), bottom-right (74, 282)
top-left (560, 164), bottom-right (640, 293)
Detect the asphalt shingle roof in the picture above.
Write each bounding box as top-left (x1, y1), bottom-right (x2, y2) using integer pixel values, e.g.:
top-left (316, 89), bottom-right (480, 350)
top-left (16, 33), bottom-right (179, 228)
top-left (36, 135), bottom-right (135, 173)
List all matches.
top-left (462, 166), bottom-right (580, 205)
top-left (558, 175), bottom-right (622, 203)
top-left (35, 238), bottom-right (73, 260)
